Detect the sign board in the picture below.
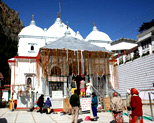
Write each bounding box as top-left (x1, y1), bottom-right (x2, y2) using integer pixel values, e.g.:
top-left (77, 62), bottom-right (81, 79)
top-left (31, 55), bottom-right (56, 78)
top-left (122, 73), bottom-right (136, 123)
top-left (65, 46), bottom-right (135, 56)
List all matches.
top-left (80, 97), bottom-right (91, 111)
top-left (52, 91), bottom-right (63, 98)
top-left (48, 77), bottom-right (67, 82)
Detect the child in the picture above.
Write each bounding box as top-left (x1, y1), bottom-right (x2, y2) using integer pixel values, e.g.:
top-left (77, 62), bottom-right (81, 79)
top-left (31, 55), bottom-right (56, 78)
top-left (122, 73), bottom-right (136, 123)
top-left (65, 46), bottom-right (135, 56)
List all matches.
top-left (44, 97), bottom-right (52, 114)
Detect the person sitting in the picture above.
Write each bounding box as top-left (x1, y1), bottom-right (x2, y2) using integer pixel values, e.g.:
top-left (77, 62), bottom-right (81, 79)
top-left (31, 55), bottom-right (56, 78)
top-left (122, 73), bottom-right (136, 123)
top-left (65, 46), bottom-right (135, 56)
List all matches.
top-left (44, 97), bottom-right (52, 114)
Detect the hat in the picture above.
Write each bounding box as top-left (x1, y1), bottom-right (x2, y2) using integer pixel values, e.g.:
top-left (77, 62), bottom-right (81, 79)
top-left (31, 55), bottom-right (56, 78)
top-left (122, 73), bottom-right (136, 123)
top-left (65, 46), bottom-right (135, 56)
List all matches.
top-left (131, 88), bottom-right (139, 95)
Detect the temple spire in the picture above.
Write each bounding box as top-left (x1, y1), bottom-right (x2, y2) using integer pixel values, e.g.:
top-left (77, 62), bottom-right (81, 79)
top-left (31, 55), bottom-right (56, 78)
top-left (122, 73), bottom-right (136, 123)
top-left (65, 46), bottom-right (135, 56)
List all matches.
top-left (32, 15), bottom-right (34, 21)
top-left (65, 21), bottom-right (71, 36)
top-left (30, 14), bottom-right (36, 25)
top-left (93, 22), bottom-right (98, 31)
top-left (57, 12), bottom-right (60, 18)
top-left (67, 21), bottom-right (69, 29)
top-left (59, 0), bottom-right (61, 18)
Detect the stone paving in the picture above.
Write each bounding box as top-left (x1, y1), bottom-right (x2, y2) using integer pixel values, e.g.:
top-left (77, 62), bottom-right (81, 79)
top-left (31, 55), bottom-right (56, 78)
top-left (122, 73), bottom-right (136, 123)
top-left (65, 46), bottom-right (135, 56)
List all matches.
top-left (0, 108), bottom-right (153, 123)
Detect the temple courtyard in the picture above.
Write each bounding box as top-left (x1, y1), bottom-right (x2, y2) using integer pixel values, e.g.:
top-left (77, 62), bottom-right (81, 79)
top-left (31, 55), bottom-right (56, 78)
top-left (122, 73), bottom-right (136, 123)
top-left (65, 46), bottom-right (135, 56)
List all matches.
top-left (0, 105), bottom-right (153, 123)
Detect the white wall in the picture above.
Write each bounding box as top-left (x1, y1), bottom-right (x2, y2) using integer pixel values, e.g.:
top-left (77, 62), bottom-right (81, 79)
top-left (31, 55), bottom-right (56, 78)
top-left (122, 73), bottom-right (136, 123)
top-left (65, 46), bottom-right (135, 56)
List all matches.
top-left (18, 38), bottom-right (45, 57)
top-left (115, 54), bottom-right (154, 99)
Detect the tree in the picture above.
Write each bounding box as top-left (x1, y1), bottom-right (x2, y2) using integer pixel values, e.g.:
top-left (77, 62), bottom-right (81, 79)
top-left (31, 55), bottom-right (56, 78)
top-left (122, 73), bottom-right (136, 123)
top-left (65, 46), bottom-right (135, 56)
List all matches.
top-left (139, 19), bottom-right (154, 32)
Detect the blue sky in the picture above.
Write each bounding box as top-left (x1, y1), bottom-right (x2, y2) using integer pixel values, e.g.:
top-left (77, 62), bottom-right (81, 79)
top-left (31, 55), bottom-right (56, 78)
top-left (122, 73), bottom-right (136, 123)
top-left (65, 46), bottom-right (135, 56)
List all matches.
top-left (2, 0), bottom-right (154, 40)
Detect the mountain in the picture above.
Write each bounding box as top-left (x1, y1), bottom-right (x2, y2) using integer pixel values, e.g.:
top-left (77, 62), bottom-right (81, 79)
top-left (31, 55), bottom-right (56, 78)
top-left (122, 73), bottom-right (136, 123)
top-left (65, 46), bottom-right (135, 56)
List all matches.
top-left (0, 0), bottom-right (24, 83)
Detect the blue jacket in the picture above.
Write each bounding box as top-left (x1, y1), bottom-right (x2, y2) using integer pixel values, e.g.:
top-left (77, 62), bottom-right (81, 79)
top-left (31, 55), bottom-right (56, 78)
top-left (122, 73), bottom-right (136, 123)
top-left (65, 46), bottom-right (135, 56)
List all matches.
top-left (92, 96), bottom-right (98, 109)
top-left (45, 98), bottom-right (52, 107)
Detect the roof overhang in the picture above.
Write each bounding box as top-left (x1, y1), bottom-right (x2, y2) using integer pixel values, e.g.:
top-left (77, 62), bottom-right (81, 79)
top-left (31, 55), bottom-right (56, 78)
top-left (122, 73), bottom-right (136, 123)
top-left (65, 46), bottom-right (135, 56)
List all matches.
top-left (137, 32), bottom-right (152, 43)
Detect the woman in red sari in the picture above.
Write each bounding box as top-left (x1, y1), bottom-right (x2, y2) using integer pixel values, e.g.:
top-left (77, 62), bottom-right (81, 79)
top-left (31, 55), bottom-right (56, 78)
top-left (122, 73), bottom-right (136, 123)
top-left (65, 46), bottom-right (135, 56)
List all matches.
top-left (130, 88), bottom-right (143, 123)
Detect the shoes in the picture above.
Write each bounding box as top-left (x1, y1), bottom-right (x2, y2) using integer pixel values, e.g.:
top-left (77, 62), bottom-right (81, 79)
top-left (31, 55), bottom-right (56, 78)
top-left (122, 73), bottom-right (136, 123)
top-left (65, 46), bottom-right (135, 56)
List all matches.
top-left (91, 117), bottom-right (97, 121)
top-left (94, 119), bottom-right (97, 121)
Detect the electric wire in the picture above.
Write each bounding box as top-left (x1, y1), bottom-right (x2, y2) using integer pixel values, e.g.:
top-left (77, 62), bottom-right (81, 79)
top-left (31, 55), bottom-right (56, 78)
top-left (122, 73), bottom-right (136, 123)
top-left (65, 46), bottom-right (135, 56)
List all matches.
top-left (111, 8), bottom-right (154, 40)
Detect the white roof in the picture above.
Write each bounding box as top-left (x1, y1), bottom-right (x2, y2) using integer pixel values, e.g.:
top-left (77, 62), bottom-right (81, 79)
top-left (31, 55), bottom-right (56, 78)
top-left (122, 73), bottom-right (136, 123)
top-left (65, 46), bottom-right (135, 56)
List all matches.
top-left (19, 18), bottom-right (44, 37)
top-left (47, 17), bottom-right (76, 38)
top-left (85, 25), bottom-right (112, 42)
top-left (111, 42), bottom-right (137, 50)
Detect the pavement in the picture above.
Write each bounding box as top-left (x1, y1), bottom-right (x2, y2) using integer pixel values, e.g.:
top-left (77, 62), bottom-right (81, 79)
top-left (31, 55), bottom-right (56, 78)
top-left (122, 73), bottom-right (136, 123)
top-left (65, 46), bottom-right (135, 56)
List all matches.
top-left (0, 107), bottom-right (153, 123)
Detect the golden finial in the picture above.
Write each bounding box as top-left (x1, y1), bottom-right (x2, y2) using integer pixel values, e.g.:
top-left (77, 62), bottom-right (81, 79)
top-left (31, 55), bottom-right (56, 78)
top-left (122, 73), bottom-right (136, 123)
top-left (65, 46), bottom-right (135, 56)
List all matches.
top-left (32, 15), bottom-right (34, 21)
top-left (67, 21), bottom-right (68, 29)
top-left (61, 19), bottom-right (62, 24)
top-left (93, 22), bottom-right (95, 27)
top-left (57, 12), bottom-right (59, 18)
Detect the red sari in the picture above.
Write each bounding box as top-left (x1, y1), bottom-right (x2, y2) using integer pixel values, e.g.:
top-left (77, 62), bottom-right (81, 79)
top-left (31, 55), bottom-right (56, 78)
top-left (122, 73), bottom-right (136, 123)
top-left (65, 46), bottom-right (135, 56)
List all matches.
top-left (114, 112), bottom-right (124, 123)
top-left (129, 116), bottom-right (143, 123)
top-left (130, 88), bottom-right (143, 123)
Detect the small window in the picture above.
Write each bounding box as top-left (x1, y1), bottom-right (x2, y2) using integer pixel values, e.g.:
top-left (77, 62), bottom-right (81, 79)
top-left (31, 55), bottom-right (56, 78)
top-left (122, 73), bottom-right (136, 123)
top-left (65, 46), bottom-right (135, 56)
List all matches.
top-left (31, 46), bottom-right (34, 50)
top-left (27, 77), bottom-right (31, 86)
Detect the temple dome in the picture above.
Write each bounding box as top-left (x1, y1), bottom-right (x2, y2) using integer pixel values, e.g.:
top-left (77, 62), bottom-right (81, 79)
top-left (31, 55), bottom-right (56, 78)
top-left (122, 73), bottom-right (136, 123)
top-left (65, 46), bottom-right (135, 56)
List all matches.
top-left (19, 17), bottom-right (44, 37)
top-left (47, 17), bottom-right (75, 39)
top-left (85, 25), bottom-right (112, 42)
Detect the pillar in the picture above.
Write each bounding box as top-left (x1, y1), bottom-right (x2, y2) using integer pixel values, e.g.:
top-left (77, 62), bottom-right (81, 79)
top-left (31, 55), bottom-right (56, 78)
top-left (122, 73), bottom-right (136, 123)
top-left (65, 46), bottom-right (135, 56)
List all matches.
top-left (138, 46), bottom-right (143, 57)
top-left (131, 52), bottom-right (134, 60)
top-left (149, 44), bottom-right (152, 54)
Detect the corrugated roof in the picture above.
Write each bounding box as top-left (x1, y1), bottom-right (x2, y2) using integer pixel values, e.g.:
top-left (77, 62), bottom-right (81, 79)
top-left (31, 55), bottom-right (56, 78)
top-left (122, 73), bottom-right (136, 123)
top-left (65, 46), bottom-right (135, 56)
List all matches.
top-left (42, 36), bottom-right (111, 52)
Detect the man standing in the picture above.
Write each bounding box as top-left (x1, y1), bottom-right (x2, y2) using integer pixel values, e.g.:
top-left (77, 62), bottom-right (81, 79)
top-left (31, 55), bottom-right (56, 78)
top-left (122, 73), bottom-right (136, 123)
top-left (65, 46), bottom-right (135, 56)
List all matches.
top-left (69, 89), bottom-right (80, 123)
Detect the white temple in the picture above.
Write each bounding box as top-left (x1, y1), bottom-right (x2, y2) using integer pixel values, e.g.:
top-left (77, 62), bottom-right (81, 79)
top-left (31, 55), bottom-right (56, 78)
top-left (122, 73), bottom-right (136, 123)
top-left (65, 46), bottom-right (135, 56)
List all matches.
top-left (8, 14), bottom-right (137, 110)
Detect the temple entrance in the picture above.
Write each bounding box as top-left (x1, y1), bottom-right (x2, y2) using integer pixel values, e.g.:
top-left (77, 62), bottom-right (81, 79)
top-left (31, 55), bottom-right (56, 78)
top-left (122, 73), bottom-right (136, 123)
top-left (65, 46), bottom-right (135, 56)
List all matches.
top-left (49, 82), bottom-right (64, 97)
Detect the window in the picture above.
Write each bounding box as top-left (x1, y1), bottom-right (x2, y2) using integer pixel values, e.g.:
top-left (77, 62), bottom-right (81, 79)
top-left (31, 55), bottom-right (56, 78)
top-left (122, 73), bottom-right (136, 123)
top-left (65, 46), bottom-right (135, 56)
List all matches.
top-left (31, 46), bottom-right (34, 50)
top-left (27, 77), bottom-right (31, 86)
top-left (141, 38), bottom-right (151, 49)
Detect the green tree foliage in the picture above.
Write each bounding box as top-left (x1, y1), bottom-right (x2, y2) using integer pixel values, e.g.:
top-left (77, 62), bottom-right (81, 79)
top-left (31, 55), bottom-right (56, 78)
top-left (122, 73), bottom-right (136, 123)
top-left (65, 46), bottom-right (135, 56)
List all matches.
top-left (139, 19), bottom-right (154, 32)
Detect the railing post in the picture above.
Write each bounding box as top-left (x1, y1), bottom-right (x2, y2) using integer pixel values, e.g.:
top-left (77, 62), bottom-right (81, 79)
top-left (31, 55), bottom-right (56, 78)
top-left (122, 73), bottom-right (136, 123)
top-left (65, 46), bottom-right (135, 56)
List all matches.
top-left (148, 92), bottom-right (154, 121)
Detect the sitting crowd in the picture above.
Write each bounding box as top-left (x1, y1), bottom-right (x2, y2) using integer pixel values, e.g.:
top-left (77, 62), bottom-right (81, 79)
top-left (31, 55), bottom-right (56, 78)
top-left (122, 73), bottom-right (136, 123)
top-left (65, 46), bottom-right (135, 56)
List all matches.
top-left (36, 94), bottom-right (52, 114)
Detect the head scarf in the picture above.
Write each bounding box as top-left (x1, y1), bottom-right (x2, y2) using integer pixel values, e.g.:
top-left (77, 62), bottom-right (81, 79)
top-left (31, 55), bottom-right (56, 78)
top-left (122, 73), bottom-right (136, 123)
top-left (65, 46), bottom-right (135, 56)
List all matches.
top-left (113, 92), bottom-right (118, 97)
top-left (131, 88), bottom-right (139, 95)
